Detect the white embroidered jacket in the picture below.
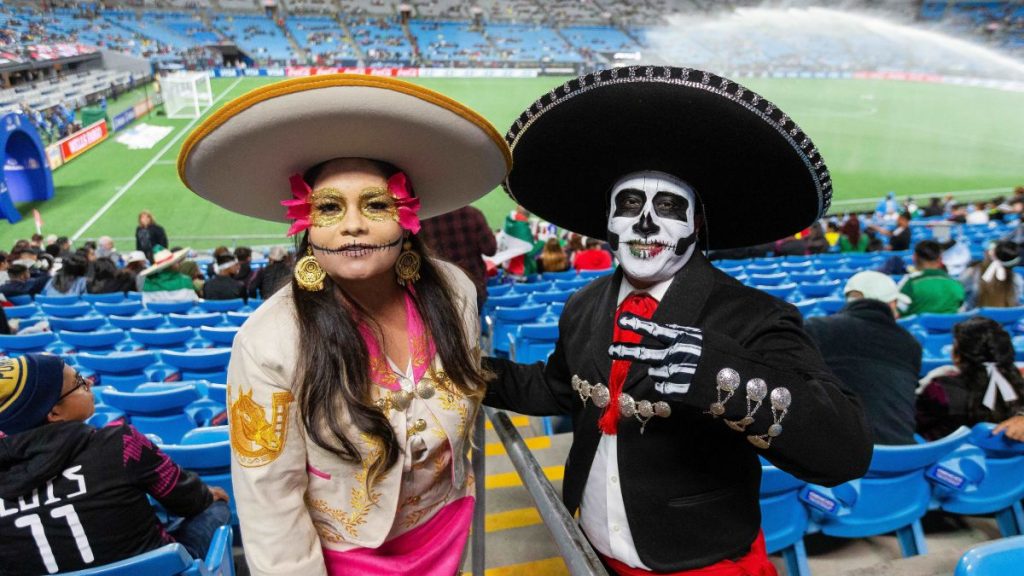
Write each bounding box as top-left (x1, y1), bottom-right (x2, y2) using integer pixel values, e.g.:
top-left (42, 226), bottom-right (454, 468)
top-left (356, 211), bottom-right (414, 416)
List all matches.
top-left (227, 262), bottom-right (481, 576)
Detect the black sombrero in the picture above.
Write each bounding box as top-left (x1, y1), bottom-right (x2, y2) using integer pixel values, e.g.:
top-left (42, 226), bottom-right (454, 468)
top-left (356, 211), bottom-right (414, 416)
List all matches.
top-left (504, 66), bottom-right (832, 250)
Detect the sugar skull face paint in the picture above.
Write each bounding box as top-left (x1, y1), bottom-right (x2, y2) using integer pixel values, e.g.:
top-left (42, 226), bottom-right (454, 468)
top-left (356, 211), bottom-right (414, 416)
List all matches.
top-left (607, 171), bottom-right (697, 284)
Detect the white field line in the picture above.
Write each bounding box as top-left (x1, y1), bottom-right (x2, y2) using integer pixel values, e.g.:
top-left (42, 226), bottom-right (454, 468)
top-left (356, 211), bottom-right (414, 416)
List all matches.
top-left (829, 187), bottom-right (1014, 212)
top-left (71, 78), bottom-right (244, 241)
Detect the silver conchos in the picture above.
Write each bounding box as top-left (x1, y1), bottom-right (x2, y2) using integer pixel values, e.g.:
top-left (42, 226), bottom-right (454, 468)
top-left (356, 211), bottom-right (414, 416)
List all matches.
top-left (748, 386), bottom-right (792, 450)
top-left (716, 368), bottom-right (741, 392)
top-left (571, 374), bottom-right (672, 434)
top-left (771, 387), bottom-right (792, 411)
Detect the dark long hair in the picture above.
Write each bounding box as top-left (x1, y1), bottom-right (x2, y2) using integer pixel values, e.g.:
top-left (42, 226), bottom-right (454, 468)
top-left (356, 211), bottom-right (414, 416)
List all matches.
top-left (291, 160), bottom-right (488, 486)
top-left (953, 317), bottom-right (1024, 422)
top-left (975, 241), bottom-right (1020, 308)
top-left (841, 214), bottom-right (861, 248)
top-left (53, 254), bottom-right (87, 293)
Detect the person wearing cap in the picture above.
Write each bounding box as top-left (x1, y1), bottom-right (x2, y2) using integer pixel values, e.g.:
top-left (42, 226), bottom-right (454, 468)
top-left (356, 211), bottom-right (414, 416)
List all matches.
top-left (805, 272), bottom-right (922, 445)
top-left (959, 240), bottom-right (1022, 310)
top-left (899, 239), bottom-right (966, 316)
top-left (139, 245), bottom-right (198, 304)
top-left (248, 246), bottom-right (293, 300)
top-left (481, 66), bottom-right (872, 575)
top-left (178, 74), bottom-right (510, 575)
top-left (203, 253), bottom-right (245, 301)
top-left (0, 354), bottom-right (230, 575)
top-left (122, 250), bottom-right (149, 292)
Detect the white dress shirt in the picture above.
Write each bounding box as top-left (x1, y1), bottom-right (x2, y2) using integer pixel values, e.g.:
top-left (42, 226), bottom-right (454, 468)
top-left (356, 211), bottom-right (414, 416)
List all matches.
top-left (579, 275), bottom-right (674, 569)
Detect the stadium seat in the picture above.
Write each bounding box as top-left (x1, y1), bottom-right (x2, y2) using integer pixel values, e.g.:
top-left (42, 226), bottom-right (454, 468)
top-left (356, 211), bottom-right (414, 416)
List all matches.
top-left (199, 326), bottom-right (239, 347)
top-left (488, 304), bottom-right (548, 355)
top-left (554, 278), bottom-right (590, 291)
top-left (6, 294), bottom-right (33, 306)
top-left (755, 283), bottom-right (798, 300)
top-left (789, 270), bottom-right (827, 284)
top-left (509, 322), bottom-right (558, 364)
top-left (541, 270), bottom-right (578, 281)
top-left (167, 313), bottom-right (225, 328)
top-left (919, 311), bottom-right (978, 333)
top-left (82, 293), bottom-right (128, 304)
top-left (930, 423), bottom-right (1024, 537)
top-left (512, 282), bottom-right (554, 294)
top-left (954, 534), bottom-right (1024, 576)
top-left (61, 525), bottom-right (235, 576)
top-left (760, 463), bottom-right (810, 576)
top-left (40, 302), bottom-right (93, 318)
top-left (578, 268), bottom-right (613, 279)
top-left (130, 327), bottom-right (196, 350)
top-left (977, 306), bottom-right (1024, 327)
top-left (198, 299), bottom-right (246, 313)
top-left (798, 280), bottom-right (841, 299)
top-left (749, 273), bottom-right (789, 286)
top-left (3, 303), bottom-right (40, 319)
top-left (147, 301), bottom-right (196, 315)
top-left (108, 313), bottom-right (166, 330)
top-left (35, 295), bottom-right (81, 306)
top-left (224, 311), bottom-right (251, 327)
top-left (485, 294), bottom-right (530, 312)
top-left (102, 383), bottom-right (201, 416)
top-left (48, 315), bottom-right (108, 332)
top-left (0, 331), bottom-right (57, 354)
top-left (531, 290), bottom-right (574, 305)
top-left (800, 427), bottom-right (971, 557)
top-left (817, 297), bottom-right (846, 314)
top-left (76, 351), bottom-right (158, 373)
top-left (921, 333), bottom-right (953, 359)
top-left (58, 329), bottom-right (127, 352)
top-left (94, 301), bottom-right (145, 317)
top-left (160, 349), bottom-right (231, 382)
top-left (487, 284), bottom-right (513, 298)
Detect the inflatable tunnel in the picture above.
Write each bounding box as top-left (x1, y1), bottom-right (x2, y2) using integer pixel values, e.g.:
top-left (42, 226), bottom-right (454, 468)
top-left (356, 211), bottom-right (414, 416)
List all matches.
top-left (0, 113), bottom-right (55, 224)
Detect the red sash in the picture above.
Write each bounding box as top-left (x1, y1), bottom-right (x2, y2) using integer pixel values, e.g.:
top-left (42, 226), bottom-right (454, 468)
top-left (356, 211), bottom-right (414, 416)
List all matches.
top-left (602, 531), bottom-right (777, 576)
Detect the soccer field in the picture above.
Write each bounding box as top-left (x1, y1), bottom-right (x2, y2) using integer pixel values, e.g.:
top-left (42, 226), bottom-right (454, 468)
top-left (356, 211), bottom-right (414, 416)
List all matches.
top-left (4, 75), bottom-right (1023, 250)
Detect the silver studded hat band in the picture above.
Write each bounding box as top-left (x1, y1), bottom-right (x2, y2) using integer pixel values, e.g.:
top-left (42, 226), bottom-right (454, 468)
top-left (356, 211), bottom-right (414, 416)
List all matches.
top-left (502, 65), bottom-right (831, 249)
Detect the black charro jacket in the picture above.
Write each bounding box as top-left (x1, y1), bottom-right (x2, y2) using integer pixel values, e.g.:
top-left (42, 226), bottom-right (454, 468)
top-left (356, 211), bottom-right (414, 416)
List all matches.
top-left (484, 252), bottom-right (872, 572)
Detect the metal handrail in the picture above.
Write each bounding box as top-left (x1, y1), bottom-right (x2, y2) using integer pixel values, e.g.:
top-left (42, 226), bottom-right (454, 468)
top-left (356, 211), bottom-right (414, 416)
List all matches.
top-left (479, 406), bottom-right (609, 576)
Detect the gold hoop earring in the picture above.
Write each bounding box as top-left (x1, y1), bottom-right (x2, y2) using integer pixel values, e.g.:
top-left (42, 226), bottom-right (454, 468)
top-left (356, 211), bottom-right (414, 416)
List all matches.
top-left (395, 240), bottom-right (421, 286)
top-left (295, 246), bottom-right (326, 291)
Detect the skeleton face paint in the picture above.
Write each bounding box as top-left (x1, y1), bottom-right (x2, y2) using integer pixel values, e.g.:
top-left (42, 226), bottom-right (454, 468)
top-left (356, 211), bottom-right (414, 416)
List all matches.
top-left (607, 171), bottom-right (697, 284)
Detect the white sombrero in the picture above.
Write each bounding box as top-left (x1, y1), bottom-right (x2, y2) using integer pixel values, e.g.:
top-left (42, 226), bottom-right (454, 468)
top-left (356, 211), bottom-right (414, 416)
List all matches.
top-left (178, 74), bottom-right (512, 224)
top-left (140, 246), bottom-right (190, 277)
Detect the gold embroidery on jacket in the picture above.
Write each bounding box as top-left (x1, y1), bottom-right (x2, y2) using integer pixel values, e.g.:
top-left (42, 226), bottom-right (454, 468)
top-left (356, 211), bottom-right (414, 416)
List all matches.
top-left (230, 387), bottom-right (293, 467)
top-left (306, 433), bottom-right (385, 538)
top-left (436, 370), bottom-right (470, 439)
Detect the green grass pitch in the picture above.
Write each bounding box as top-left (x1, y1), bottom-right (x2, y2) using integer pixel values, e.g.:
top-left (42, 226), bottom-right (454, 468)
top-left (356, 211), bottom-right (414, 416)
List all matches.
top-left (3, 75), bottom-right (1022, 250)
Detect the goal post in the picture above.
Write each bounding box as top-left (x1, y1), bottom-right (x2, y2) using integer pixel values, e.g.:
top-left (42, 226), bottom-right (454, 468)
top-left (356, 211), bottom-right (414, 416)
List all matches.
top-left (160, 72), bottom-right (213, 119)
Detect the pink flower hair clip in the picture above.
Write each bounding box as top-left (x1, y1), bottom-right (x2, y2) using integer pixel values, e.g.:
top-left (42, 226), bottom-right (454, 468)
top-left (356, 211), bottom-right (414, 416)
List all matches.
top-left (281, 174), bottom-right (312, 237)
top-left (388, 172), bottom-right (421, 235)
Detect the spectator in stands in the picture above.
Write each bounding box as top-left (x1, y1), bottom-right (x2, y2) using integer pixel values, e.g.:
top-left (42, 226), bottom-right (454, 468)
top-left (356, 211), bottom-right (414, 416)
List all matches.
top-left (839, 214), bottom-right (868, 252)
top-left (564, 232), bottom-right (585, 265)
top-left (53, 236), bottom-right (72, 259)
top-left (135, 210), bottom-right (168, 262)
top-left (87, 257), bottom-right (133, 294)
top-left (205, 246), bottom-right (230, 279)
top-left (825, 220), bottom-right (841, 246)
top-left (917, 317), bottom-right (1024, 440)
top-left (875, 191), bottom-right (899, 222)
top-left (923, 196), bottom-right (944, 218)
top-left (139, 246), bottom-right (197, 304)
top-left (123, 250), bottom-right (148, 292)
top-left (573, 237), bottom-right (612, 271)
top-left (248, 246), bottom-right (292, 300)
top-left (96, 235), bottom-right (118, 262)
top-left (966, 201), bottom-right (990, 224)
top-left (0, 354), bottom-right (231, 575)
top-left (0, 264), bottom-right (49, 298)
top-left (805, 221), bottom-right (829, 254)
top-left (805, 271), bottom-right (920, 444)
top-left (0, 252), bottom-right (8, 286)
top-left (960, 240), bottom-right (1022, 309)
top-left (869, 212), bottom-right (912, 251)
top-left (419, 205), bottom-right (497, 310)
top-left (203, 253), bottom-right (245, 301)
top-left (899, 239), bottom-right (965, 316)
top-left (232, 246), bottom-right (256, 290)
top-left (42, 253), bottom-right (88, 297)
top-left (537, 237), bottom-right (569, 273)
top-left (948, 203), bottom-right (968, 224)
top-left (178, 260), bottom-right (205, 296)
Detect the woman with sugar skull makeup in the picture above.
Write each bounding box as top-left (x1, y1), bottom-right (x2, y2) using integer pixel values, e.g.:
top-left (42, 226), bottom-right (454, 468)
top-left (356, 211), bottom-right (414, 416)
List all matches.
top-left (484, 67), bottom-right (872, 575)
top-left (178, 76), bottom-right (510, 576)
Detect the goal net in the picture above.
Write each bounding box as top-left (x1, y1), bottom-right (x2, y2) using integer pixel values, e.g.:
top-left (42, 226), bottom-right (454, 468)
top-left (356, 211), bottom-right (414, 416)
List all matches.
top-left (160, 72), bottom-right (213, 119)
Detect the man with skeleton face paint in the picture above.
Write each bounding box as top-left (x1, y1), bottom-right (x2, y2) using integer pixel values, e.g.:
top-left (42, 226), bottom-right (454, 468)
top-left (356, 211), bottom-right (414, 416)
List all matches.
top-left (484, 67), bottom-right (872, 575)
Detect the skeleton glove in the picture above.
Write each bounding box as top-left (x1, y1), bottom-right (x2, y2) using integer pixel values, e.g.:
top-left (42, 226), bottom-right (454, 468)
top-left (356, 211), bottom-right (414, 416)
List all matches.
top-left (608, 313), bottom-right (703, 397)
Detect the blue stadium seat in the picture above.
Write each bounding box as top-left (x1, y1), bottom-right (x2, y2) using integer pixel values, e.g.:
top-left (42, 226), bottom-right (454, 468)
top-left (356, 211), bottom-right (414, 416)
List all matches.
top-left (930, 423), bottom-right (1024, 537)
top-left (919, 311), bottom-right (978, 334)
top-left (49, 315), bottom-right (108, 332)
top-left (160, 349), bottom-right (231, 382)
top-left (6, 294), bottom-right (33, 306)
top-left (755, 283), bottom-right (798, 300)
top-left (954, 535), bottom-right (1024, 576)
top-left (94, 301), bottom-right (145, 317)
top-left (199, 326), bottom-right (239, 347)
top-left (512, 282), bottom-right (554, 294)
top-left (198, 299), bottom-right (246, 313)
top-left (3, 303), bottom-right (40, 319)
top-left (749, 273), bottom-right (789, 286)
top-left (578, 268), bottom-right (613, 279)
top-left (800, 427), bottom-right (971, 557)
top-left (61, 525), bottom-right (235, 576)
top-left (35, 294), bottom-right (81, 306)
top-left (746, 264), bottom-right (780, 275)
top-left (531, 290), bottom-right (574, 305)
top-left (130, 327), bottom-right (196, 350)
top-left (487, 284), bottom-right (513, 298)
top-left (147, 301), bottom-right (196, 315)
top-left (817, 297), bottom-right (846, 314)
top-left (102, 383), bottom-right (201, 416)
top-left (82, 293), bottom-right (128, 304)
top-left (489, 305), bottom-right (547, 355)
top-left (0, 331), bottom-right (57, 354)
top-left (541, 270), bottom-right (578, 281)
top-left (921, 333), bottom-right (953, 359)
top-left (58, 329), bottom-right (127, 352)
top-left (977, 306), bottom-right (1024, 327)
top-left (76, 351), bottom-right (158, 374)
top-left (40, 302), bottom-right (93, 318)
top-left (789, 270), bottom-right (827, 284)
top-left (799, 280), bottom-right (841, 299)
top-left (509, 322), bottom-right (558, 365)
top-left (554, 278), bottom-right (590, 291)
top-left (108, 313), bottom-right (166, 330)
top-left (129, 412), bottom-right (197, 445)
top-left (485, 294), bottom-right (530, 312)
top-left (760, 463), bottom-right (810, 576)
top-left (168, 313), bottom-right (225, 328)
